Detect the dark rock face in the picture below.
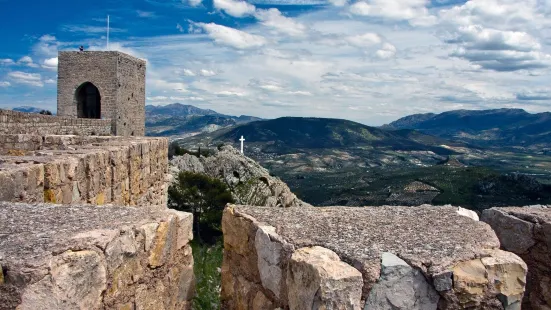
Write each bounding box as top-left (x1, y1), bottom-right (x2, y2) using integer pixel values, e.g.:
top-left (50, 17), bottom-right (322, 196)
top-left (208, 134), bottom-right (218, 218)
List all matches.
top-left (482, 207), bottom-right (551, 310)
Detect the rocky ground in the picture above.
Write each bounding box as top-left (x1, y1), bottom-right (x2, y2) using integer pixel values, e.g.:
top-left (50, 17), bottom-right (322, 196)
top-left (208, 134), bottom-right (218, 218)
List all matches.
top-left (169, 145), bottom-right (310, 208)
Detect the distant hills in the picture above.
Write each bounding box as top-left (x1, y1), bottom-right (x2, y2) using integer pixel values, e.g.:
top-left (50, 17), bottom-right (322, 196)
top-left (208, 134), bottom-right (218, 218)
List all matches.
top-left (191, 116), bottom-right (462, 155)
top-left (12, 106), bottom-right (46, 114)
top-left (145, 103), bottom-right (262, 136)
top-left (383, 108), bottom-right (551, 149)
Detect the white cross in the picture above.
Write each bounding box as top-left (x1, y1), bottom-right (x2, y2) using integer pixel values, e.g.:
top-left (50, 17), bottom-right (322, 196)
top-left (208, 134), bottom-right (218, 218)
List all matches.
top-left (239, 136), bottom-right (245, 154)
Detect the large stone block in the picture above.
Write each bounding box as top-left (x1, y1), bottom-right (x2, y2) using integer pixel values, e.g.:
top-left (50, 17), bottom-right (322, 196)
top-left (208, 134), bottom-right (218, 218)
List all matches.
top-left (482, 207), bottom-right (551, 310)
top-left (287, 246), bottom-right (363, 310)
top-left (222, 205), bottom-right (528, 309)
top-left (0, 202), bottom-right (194, 310)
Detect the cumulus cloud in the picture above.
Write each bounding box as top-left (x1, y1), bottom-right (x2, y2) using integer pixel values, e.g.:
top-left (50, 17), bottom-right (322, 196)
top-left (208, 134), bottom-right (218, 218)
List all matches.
top-left (213, 0), bottom-right (256, 17)
top-left (438, 0), bottom-right (551, 71)
top-left (345, 33), bottom-right (382, 47)
top-left (42, 57), bottom-right (58, 70)
top-left (8, 71), bottom-right (44, 87)
top-left (17, 56), bottom-right (39, 68)
top-left (376, 42), bottom-right (397, 59)
top-left (198, 23), bottom-right (267, 49)
top-left (0, 81), bottom-right (11, 87)
top-left (255, 8), bottom-right (307, 37)
top-left (349, 0), bottom-right (436, 26)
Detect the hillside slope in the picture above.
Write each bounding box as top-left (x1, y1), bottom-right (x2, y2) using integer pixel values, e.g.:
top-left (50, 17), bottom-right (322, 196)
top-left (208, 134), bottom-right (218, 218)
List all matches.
top-left (384, 109), bottom-right (551, 149)
top-left (215, 117), bottom-right (461, 155)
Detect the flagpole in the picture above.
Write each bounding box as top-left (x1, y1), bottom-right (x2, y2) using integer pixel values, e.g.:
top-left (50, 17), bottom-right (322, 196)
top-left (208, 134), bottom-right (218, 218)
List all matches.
top-left (107, 15), bottom-right (110, 50)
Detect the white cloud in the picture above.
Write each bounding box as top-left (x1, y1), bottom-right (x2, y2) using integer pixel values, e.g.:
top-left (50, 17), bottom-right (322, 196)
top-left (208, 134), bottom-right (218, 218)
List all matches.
top-left (328, 0), bottom-right (347, 6)
top-left (42, 57), bottom-right (58, 70)
top-left (0, 59), bottom-right (15, 66)
top-left (213, 0), bottom-right (256, 17)
top-left (0, 81), bottom-right (11, 87)
top-left (176, 23), bottom-right (184, 32)
top-left (198, 23), bottom-right (267, 49)
top-left (376, 42), bottom-right (397, 59)
top-left (183, 69), bottom-right (196, 76)
top-left (137, 10), bottom-right (157, 18)
top-left (345, 33), bottom-right (382, 47)
top-left (150, 79), bottom-right (188, 93)
top-left (8, 71), bottom-right (44, 87)
top-left (349, 0), bottom-right (436, 26)
top-left (17, 56), bottom-right (39, 68)
top-left (216, 90), bottom-right (246, 97)
top-left (255, 8), bottom-right (307, 37)
top-left (199, 69), bottom-right (217, 76)
top-left (188, 0), bottom-right (203, 7)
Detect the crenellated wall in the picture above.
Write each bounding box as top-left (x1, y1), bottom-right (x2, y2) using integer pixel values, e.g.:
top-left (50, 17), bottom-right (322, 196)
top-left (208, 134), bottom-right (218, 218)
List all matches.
top-left (0, 109), bottom-right (112, 136)
top-left (0, 134), bottom-right (168, 206)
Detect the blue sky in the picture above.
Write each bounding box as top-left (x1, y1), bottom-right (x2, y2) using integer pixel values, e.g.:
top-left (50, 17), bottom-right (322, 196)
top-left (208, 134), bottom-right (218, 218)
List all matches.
top-left (1, 0), bottom-right (551, 125)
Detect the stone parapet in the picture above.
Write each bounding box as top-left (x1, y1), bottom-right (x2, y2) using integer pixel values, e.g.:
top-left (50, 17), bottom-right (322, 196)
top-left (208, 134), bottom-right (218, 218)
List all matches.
top-left (0, 135), bottom-right (168, 207)
top-left (221, 205), bottom-right (528, 310)
top-left (0, 109), bottom-right (112, 136)
top-left (482, 206), bottom-right (551, 310)
top-left (0, 202), bottom-right (194, 310)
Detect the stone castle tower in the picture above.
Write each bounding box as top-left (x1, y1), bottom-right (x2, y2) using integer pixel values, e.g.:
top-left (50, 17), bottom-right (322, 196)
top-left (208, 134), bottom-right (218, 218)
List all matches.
top-left (57, 51), bottom-right (146, 136)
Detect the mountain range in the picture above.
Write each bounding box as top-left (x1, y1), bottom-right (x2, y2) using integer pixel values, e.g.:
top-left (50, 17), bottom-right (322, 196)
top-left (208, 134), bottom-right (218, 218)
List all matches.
top-left (145, 103), bottom-right (262, 136)
top-left (383, 108), bottom-right (551, 150)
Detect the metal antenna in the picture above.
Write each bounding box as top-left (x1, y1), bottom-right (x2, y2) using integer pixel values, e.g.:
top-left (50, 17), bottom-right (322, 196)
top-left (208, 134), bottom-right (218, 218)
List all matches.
top-left (107, 15), bottom-right (110, 50)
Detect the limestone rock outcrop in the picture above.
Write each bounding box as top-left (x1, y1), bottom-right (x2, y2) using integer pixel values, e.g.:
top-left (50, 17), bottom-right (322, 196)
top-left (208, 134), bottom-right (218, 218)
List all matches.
top-left (221, 205), bottom-right (528, 310)
top-left (170, 146), bottom-right (310, 208)
top-left (0, 202), bottom-right (194, 310)
top-left (482, 207), bottom-right (551, 310)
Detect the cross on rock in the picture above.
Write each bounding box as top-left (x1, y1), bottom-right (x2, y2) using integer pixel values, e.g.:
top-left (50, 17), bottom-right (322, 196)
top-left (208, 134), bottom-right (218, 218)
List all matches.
top-left (239, 136), bottom-right (245, 154)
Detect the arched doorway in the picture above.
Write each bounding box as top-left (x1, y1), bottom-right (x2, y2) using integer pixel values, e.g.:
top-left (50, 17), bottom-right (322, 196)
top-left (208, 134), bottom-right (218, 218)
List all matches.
top-left (75, 82), bottom-right (101, 119)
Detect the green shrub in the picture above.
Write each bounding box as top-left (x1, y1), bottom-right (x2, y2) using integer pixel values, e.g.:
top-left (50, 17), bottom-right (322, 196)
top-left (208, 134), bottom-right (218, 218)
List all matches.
top-left (191, 240), bottom-right (223, 310)
top-left (168, 171), bottom-right (234, 242)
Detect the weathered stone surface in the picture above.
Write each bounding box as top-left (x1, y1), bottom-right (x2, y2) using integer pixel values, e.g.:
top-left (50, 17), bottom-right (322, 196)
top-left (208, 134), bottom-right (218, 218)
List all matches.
top-left (255, 225), bottom-right (294, 300)
top-left (222, 205), bottom-right (527, 309)
top-left (0, 202), bottom-right (194, 310)
top-left (0, 135), bottom-right (168, 207)
top-left (456, 207), bottom-right (479, 221)
top-left (452, 249), bottom-right (527, 309)
top-left (170, 145), bottom-right (311, 208)
top-left (482, 208), bottom-right (536, 253)
top-left (287, 246), bottom-right (363, 310)
top-left (57, 51), bottom-right (146, 137)
top-left (482, 207), bottom-right (551, 310)
top-left (364, 252), bottom-right (439, 310)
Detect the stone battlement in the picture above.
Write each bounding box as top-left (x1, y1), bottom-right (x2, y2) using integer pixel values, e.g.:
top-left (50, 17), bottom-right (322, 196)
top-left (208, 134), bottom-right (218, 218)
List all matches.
top-left (0, 109), bottom-right (112, 136)
top-left (221, 205), bottom-right (529, 309)
top-left (0, 134), bottom-right (168, 206)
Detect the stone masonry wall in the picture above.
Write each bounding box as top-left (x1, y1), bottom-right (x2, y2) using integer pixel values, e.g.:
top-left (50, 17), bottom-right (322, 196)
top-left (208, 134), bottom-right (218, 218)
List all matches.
top-left (57, 51), bottom-right (146, 137)
top-left (482, 207), bottom-right (551, 310)
top-left (0, 202), bottom-right (194, 310)
top-left (0, 134), bottom-right (168, 207)
top-left (0, 109), bottom-right (111, 136)
top-left (222, 205), bottom-right (528, 310)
